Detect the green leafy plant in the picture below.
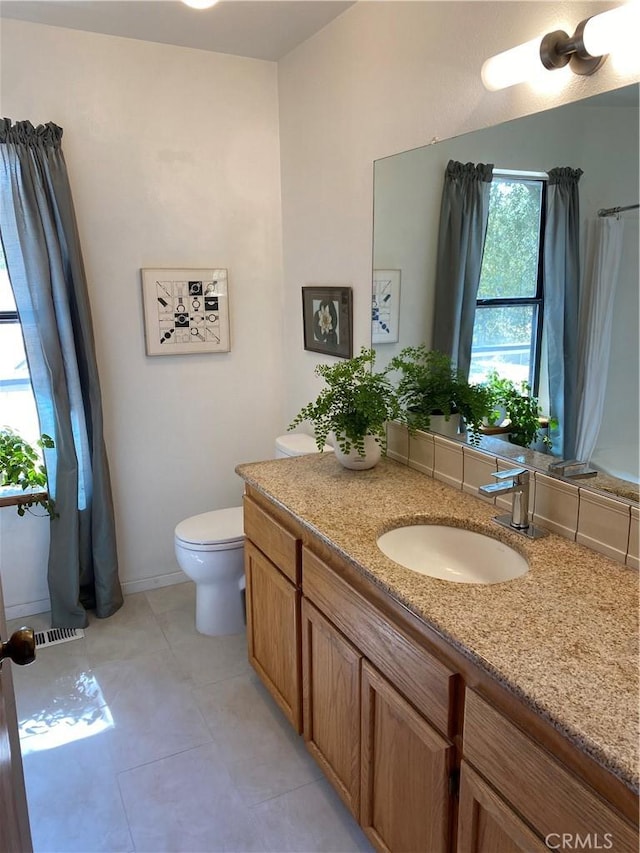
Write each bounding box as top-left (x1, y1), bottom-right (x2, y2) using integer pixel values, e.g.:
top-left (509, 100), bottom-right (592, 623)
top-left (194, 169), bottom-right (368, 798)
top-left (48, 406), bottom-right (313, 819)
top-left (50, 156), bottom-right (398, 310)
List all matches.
top-left (288, 347), bottom-right (401, 457)
top-left (483, 371), bottom-right (555, 450)
top-left (0, 427), bottom-right (56, 517)
top-left (388, 346), bottom-right (492, 446)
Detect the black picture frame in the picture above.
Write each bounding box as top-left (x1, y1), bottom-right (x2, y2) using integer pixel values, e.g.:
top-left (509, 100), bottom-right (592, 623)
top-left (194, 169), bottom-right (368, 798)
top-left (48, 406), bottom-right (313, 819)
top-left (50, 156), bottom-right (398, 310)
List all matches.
top-left (302, 286), bottom-right (353, 359)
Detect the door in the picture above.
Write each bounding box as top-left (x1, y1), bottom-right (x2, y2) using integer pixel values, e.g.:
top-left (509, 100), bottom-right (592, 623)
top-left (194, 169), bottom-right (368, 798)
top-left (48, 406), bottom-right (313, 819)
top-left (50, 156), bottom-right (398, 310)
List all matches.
top-left (457, 761), bottom-right (548, 853)
top-left (245, 540), bottom-right (301, 732)
top-left (301, 598), bottom-right (361, 818)
top-left (361, 660), bottom-right (453, 853)
top-left (0, 568), bottom-right (33, 852)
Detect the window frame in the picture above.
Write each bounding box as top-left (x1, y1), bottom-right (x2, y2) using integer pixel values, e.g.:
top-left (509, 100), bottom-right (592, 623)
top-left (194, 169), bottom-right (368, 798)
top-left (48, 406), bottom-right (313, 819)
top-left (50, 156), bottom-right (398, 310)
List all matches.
top-left (473, 169), bottom-right (547, 395)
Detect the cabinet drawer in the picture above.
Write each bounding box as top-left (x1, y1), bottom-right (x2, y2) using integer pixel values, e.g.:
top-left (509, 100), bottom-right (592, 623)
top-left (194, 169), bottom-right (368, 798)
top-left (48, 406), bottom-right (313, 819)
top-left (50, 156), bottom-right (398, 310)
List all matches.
top-left (243, 495), bottom-right (300, 585)
top-left (464, 690), bottom-right (638, 853)
top-left (303, 546), bottom-right (456, 737)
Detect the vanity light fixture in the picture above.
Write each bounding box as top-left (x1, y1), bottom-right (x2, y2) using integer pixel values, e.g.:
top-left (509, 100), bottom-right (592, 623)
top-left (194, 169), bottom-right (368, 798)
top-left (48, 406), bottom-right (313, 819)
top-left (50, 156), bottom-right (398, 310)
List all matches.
top-left (481, 1), bottom-right (639, 91)
top-left (182, 0), bottom-right (219, 9)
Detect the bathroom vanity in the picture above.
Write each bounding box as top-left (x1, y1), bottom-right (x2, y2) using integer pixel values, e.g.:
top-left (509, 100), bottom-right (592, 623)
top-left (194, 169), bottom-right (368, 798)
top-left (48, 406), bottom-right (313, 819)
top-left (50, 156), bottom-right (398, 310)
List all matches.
top-left (237, 453), bottom-right (639, 853)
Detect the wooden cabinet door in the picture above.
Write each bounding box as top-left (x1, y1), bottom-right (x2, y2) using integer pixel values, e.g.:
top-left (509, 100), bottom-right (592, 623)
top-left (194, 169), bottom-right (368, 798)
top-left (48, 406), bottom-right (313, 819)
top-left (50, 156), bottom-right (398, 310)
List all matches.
top-left (361, 660), bottom-right (453, 853)
top-left (301, 598), bottom-right (361, 818)
top-left (245, 540), bottom-right (301, 732)
top-left (458, 761), bottom-right (548, 853)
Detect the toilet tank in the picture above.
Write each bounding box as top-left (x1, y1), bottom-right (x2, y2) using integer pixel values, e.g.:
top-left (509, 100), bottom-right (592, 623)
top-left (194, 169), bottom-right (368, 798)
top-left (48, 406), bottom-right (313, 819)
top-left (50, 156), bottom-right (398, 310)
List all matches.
top-left (275, 434), bottom-right (333, 458)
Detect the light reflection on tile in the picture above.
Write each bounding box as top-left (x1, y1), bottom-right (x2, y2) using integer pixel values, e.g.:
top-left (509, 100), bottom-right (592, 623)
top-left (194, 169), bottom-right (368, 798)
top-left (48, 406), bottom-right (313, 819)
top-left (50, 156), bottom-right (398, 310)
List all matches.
top-left (95, 650), bottom-right (212, 772)
top-left (20, 669), bottom-right (114, 755)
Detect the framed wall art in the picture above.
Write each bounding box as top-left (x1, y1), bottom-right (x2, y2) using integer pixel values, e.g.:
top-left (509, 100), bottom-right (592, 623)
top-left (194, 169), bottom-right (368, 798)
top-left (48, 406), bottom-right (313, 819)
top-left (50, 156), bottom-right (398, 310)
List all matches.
top-left (302, 286), bottom-right (353, 359)
top-left (372, 269), bottom-right (401, 344)
top-left (141, 268), bottom-right (230, 356)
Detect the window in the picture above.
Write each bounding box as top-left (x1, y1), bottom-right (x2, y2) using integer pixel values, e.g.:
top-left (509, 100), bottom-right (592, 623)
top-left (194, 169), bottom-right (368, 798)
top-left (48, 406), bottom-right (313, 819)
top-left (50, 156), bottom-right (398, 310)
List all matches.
top-left (0, 241), bottom-right (40, 441)
top-left (468, 173), bottom-right (546, 392)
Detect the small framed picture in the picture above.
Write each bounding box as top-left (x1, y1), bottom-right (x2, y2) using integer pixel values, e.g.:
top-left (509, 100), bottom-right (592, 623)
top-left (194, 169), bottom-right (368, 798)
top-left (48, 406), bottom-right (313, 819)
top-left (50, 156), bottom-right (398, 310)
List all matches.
top-left (141, 268), bottom-right (230, 356)
top-left (372, 269), bottom-right (401, 344)
top-left (302, 286), bottom-right (353, 359)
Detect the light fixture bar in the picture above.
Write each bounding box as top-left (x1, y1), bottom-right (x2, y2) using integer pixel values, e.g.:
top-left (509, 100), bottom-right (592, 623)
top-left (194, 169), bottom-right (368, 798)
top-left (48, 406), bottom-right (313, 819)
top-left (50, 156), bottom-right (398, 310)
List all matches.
top-left (539, 21), bottom-right (606, 77)
top-left (481, 1), bottom-right (639, 91)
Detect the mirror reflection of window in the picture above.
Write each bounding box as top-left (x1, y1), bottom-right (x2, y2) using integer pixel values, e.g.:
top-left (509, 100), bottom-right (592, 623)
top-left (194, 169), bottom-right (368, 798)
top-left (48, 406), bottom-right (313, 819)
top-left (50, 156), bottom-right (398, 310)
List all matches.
top-left (469, 173), bottom-right (545, 393)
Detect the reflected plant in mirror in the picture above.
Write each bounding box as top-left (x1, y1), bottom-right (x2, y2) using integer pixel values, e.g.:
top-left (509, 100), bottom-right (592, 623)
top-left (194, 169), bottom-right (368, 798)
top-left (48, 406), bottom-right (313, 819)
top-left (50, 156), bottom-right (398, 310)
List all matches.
top-left (372, 83), bottom-right (639, 498)
top-left (484, 371), bottom-right (556, 451)
top-left (389, 347), bottom-right (491, 446)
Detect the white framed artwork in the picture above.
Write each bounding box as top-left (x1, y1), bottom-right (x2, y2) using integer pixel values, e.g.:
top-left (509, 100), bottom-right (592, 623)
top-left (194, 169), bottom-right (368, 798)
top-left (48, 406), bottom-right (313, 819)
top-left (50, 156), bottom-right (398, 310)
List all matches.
top-left (372, 269), bottom-right (401, 344)
top-left (141, 268), bottom-right (230, 356)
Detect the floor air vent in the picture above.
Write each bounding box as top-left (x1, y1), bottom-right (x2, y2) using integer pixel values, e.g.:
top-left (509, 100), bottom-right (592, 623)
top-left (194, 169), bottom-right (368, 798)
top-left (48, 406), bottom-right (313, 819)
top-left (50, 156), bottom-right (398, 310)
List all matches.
top-left (34, 627), bottom-right (85, 648)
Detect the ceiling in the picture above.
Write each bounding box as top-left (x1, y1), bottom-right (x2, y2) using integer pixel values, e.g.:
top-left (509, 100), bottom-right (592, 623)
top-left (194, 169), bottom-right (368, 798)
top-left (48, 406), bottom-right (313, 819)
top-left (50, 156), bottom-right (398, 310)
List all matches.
top-left (0, 0), bottom-right (355, 61)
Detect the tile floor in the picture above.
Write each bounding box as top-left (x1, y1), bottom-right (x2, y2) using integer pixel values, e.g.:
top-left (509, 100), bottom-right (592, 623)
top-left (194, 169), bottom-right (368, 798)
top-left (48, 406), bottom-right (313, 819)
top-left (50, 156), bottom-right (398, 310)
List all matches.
top-left (9, 583), bottom-right (373, 853)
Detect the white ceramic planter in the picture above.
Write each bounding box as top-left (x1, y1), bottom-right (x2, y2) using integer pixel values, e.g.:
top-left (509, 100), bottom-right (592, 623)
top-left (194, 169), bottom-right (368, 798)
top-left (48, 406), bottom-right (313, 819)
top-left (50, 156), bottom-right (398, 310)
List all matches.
top-left (428, 413), bottom-right (460, 440)
top-left (332, 434), bottom-right (382, 470)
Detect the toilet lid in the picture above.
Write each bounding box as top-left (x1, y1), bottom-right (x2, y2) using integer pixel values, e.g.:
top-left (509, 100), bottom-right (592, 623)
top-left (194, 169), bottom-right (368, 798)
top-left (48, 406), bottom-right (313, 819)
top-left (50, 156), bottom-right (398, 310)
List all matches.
top-left (175, 506), bottom-right (244, 546)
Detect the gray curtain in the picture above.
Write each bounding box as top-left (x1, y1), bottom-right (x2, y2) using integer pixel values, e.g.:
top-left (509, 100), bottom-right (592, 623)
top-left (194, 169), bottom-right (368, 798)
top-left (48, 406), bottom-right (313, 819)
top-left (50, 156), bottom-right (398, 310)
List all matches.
top-left (0, 119), bottom-right (122, 628)
top-left (432, 160), bottom-right (493, 377)
top-left (544, 167), bottom-right (583, 461)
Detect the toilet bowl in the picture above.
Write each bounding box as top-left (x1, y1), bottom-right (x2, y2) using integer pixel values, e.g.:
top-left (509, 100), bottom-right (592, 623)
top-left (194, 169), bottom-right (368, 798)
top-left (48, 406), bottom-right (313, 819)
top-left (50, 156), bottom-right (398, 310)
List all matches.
top-left (174, 506), bottom-right (245, 636)
top-left (174, 434), bottom-right (330, 636)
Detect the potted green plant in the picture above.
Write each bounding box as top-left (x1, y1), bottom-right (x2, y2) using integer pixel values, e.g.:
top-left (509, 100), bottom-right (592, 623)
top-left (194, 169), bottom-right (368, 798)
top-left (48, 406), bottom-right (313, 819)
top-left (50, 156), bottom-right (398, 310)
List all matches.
top-left (288, 347), bottom-right (400, 469)
top-left (0, 427), bottom-right (56, 517)
top-left (483, 371), bottom-right (554, 450)
top-left (388, 346), bottom-right (492, 446)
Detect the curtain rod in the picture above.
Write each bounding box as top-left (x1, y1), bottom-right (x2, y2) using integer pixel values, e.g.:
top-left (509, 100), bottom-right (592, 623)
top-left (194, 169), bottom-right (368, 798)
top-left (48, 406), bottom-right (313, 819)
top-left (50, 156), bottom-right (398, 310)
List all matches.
top-left (597, 203), bottom-right (639, 217)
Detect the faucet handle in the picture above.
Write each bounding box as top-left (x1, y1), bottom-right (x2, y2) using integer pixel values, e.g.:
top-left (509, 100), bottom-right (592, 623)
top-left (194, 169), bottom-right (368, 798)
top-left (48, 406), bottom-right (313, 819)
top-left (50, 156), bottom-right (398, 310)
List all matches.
top-left (548, 459), bottom-right (580, 473)
top-left (492, 467), bottom-right (529, 483)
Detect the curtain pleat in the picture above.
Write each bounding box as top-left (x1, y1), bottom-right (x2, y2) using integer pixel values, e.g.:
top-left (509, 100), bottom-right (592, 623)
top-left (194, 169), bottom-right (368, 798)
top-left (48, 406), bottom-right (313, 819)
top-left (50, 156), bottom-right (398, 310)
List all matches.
top-left (544, 166), bottom-right (583, 461)
top-left (432, 159), bottom-right (493, 377)
top-left (0, 118), bottom-right (122, 627)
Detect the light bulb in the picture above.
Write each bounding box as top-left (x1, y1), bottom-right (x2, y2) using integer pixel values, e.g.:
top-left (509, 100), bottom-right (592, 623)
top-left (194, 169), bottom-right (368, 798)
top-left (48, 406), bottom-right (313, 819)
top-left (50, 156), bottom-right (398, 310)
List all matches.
top-left (582, 2), bottom-right (640, 57)
top-left (481, 37), bottom-right (545, 92)
top-left (182, 0), bottom-right (219, 9)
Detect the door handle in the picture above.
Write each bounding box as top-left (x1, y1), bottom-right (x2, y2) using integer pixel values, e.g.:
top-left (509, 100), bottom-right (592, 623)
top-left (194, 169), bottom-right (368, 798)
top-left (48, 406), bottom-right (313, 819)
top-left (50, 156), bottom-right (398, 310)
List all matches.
top-left (0, 627), bottom-right (36, 670)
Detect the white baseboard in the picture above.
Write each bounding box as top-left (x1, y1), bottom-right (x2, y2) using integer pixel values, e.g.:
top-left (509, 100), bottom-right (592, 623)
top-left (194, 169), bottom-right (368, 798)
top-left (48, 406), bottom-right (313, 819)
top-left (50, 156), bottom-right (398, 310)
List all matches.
top-left (4, 572), bottom-right (190, 621)
top-left (120, 570), bottom-right (189, 596)
top-left (5, 598), bottom-right (51, 621)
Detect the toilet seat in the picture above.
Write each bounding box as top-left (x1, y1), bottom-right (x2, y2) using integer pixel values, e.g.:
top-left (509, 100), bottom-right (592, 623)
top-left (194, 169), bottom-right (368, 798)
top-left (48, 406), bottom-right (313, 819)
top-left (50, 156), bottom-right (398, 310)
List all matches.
top-left (175, 506), bottom-right (244, 552)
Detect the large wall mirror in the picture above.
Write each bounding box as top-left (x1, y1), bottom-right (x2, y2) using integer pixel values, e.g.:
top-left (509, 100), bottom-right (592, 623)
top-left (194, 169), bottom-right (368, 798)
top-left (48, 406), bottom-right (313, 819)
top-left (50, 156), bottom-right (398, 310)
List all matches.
top-left (372, 83), bottom-right (639, 497)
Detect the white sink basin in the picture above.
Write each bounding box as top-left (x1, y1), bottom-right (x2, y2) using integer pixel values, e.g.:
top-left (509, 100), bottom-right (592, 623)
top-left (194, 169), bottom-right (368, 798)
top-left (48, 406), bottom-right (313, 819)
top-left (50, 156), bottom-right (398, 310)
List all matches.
top-left (376, 525), bottom-right (528, 584)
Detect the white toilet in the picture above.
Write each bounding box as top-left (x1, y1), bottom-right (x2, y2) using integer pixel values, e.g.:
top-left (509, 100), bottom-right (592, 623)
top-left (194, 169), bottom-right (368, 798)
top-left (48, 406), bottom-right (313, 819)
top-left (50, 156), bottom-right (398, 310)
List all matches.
top-left (174, 434), bottom-right (332, 636)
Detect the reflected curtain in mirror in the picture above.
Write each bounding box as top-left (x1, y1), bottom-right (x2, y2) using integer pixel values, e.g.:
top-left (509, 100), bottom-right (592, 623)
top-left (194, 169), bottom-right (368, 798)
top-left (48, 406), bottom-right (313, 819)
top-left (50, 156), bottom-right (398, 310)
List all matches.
top-left (432, 160), bottom-right (493, 378)
top-left (575, 217), bottom-right (624, 464)
top-left (0, 119), bottom-right (123, 628)
top-left (544, 167), bottom-right (583, 460)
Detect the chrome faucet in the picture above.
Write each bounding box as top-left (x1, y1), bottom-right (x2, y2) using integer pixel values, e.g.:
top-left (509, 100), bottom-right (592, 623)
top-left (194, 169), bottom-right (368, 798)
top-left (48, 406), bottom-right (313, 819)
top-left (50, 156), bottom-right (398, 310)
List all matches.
top-left (479, 468), bottom-right (547, 539)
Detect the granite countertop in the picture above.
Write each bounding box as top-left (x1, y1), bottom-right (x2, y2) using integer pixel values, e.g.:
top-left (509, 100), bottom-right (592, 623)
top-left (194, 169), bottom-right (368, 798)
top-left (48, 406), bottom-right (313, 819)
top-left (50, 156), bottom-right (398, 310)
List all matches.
top-left (236, 452), bottom-right (639, 793)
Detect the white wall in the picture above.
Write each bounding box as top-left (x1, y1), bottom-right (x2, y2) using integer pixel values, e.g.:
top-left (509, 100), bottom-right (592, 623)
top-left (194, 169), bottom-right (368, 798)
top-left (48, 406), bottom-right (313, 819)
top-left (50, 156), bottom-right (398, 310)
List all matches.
top-left (278, 0), bottom-right (640, 425)
top-left (1, 19), bottom-right (284, 615)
